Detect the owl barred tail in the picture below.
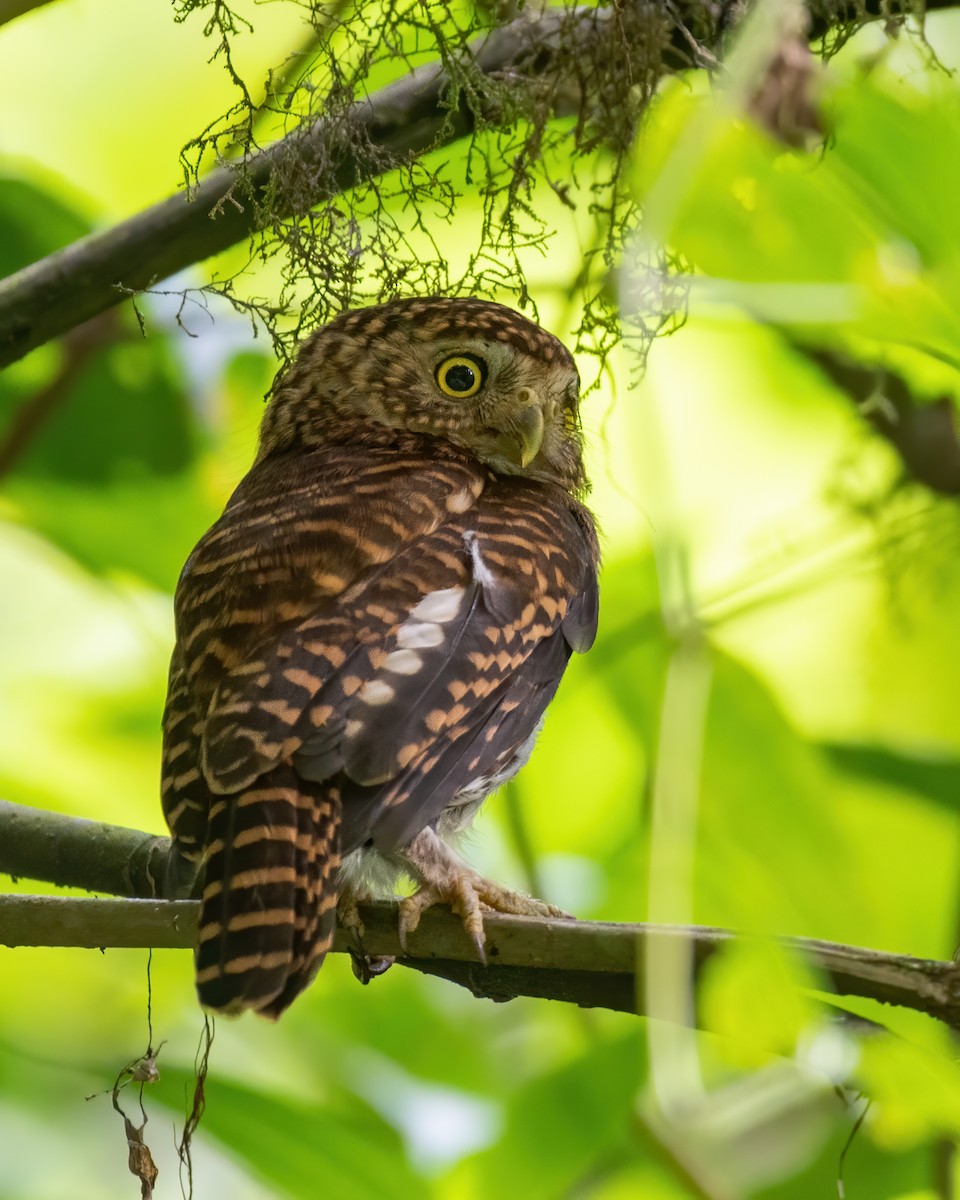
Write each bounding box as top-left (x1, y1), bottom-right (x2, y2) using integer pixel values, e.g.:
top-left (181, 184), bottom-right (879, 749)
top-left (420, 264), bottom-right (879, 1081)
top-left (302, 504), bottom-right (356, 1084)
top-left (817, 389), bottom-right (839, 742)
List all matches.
top-left (194, 765), bottom-right (342, 1018)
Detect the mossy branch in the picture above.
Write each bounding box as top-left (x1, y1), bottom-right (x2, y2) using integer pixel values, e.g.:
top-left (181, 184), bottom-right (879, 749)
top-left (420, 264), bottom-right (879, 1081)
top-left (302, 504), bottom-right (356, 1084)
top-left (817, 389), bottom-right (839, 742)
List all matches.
top-left (0, 6), bottom-right (607, 368)
top-left (0, 0), bottom-right (949, 368)
top-left (3, 799), bottom-right (960, 1025)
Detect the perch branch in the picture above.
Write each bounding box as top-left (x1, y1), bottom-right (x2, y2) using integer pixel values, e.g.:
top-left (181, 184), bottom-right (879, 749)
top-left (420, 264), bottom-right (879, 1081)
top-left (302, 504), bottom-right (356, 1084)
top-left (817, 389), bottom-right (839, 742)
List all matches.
top-left (3, 799), bottom-right (960, 1026)
top-left (0, 799), bottom-right (170, 899)
top-left (0, 0), bottom-right (951, 368)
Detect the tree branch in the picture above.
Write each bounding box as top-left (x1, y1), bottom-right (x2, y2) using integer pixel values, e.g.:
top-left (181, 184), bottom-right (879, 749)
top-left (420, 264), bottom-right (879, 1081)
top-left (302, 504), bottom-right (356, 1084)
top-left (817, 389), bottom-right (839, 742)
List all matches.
top-left (0, 0), bottom-right (57, 28)
top-left (0, 6), bottom-right (603, 368)
top-left (0, 799), bottom-right (170, 899)
top-left (0, 0), bottom-right (949, 368)
top-left (3, 799), bottom-right (960, 1026)
top-left (795, 345), bottom-right (960, 495)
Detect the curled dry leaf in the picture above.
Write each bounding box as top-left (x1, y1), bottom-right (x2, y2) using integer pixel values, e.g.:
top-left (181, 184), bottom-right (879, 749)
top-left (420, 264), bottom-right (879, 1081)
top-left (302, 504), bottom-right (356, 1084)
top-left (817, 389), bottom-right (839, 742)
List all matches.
top-left (119, 1114), bottom-right (159, 1200)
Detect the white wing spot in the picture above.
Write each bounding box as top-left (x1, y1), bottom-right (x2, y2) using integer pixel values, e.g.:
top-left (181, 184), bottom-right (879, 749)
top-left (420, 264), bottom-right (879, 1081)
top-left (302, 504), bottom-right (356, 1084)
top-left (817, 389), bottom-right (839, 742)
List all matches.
top-left (464, 530), bottom-right (495, 590)
top-left (358, 679), bottom-right (396, 706)
top-left (411, 586), bottom-right (464, 624)
top-left (384, 648), bottom-right (423, 675)
top-left (397, 621), bottom-right (445, 649)
top-left (445, 487), bottom-right (476, 514)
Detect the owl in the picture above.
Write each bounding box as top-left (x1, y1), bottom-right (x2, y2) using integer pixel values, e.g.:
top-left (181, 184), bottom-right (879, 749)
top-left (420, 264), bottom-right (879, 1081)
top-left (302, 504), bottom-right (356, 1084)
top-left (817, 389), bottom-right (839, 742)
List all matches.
top-left (161, 297), bottom-right (600, 1018)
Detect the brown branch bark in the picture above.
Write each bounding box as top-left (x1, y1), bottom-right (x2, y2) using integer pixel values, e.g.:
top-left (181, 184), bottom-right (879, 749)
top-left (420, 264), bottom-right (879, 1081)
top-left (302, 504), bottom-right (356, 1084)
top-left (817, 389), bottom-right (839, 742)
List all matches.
top-left (0, 0), bottom-right (57, 27)
top-left (3, 799), bottom-right (960, 1026)
top-left (0, 6), bottom-right (606, 368)
top-left (795, 345), bottom-right (960, 495)
top-left (0, 799), bottom-right (170, 899)
top-left (0, 0), bottom-right (950, 369)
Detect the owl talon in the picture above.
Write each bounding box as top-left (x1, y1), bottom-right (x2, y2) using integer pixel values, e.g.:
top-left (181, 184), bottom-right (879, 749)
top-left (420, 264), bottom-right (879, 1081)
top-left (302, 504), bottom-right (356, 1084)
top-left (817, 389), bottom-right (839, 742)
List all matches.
top-left (350, 951), bottom-right (396, 984)
top-left (398, 828), bottom-right (571, 965)
top-left (338, 889), bottom-right (369, 950)
top-left (397, 886), bottom-right (441, 952)
top-left (341, 888), bottom-right (398, 981)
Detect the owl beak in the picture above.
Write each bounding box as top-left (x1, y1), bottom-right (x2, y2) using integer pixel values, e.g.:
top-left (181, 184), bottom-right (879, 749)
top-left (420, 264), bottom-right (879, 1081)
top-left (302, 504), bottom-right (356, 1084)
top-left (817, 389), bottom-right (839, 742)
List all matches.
top-left (510, 402), bottom-right (545, 468)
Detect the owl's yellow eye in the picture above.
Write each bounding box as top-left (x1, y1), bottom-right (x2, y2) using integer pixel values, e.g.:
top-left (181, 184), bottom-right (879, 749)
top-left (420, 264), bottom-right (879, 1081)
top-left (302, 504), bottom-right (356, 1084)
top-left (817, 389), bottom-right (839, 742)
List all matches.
top-left (435, 355), bottom-right (485, 398)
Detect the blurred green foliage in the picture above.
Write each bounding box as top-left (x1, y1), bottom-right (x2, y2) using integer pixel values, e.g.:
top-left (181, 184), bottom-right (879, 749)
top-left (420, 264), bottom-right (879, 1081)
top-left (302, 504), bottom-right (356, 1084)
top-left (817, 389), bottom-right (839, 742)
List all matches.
top-left (2, 2), bottom-right (960, 1198)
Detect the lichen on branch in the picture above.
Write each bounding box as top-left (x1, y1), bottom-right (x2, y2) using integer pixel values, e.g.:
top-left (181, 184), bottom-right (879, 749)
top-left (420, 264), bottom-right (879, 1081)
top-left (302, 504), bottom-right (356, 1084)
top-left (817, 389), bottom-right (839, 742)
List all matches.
top-left (171, 0), bottom-right (697, 366)
top-left (0, 0), bottom-right (929, 370)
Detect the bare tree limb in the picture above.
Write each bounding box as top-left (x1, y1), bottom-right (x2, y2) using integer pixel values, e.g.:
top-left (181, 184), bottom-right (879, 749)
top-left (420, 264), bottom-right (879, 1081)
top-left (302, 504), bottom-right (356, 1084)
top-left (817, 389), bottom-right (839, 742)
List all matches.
top-left (0, 0), bottom-right (949, 369)
top-left (0, 0), bottom-right (57, 28)
top-left (3, 799), bottom-right (960, 1025)
top-left (0, 799), bottom-right (169, 899)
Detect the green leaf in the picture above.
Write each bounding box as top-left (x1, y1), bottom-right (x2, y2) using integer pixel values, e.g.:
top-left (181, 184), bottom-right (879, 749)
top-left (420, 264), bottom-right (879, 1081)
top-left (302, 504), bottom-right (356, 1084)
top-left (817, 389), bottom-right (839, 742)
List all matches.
top-left (459, 1032), bottom-right (645, 1200)
top-left (632, 70), bottom-right (960, 367)
top-left (152, 1067), bottom-right (426, 1200)
top-left (699, 939), bottom-right (823, 1066)
top-left (858, 1034), bottom-right (960, 1149)
top-left (0, 176), bottom-right (90, 274)
top-left (3, 470), bottom-right (220, 591)
top-left (1, 337), bottom-right (198, 485)
top-left (821, 742), bottom-right (960, 816)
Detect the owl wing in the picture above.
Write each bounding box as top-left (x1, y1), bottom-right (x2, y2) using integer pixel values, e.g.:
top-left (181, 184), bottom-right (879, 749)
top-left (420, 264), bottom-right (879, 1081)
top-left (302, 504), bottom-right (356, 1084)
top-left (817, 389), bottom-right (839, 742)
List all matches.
top-left (293, 478), bottom-right (600, 852)
top-left (167, 460), bottom-right (597, 851)
top-left (162, 447), bottom-right (597, 1015)
top-left (161, 439), bottom-right (490, 1013)
top-left (165, 440), bottom-right (487, 800)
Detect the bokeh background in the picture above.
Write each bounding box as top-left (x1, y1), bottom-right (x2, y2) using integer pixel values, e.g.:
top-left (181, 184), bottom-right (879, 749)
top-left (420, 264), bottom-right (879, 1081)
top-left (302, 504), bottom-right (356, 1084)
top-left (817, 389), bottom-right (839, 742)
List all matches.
top-left (2, 2), bottom-right (960, 1197)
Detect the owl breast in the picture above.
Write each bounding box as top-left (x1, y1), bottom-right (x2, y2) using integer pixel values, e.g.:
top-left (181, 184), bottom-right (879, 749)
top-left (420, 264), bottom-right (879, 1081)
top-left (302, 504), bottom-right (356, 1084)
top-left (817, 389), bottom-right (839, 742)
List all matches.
top-left (338, 718), bottom-right (543, 897)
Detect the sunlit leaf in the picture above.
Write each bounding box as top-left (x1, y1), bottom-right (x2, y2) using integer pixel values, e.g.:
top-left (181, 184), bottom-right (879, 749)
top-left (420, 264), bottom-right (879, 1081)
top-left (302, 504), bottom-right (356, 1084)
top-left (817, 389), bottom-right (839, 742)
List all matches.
top-left (632, 69), bottom-right (960, 367)
top-left (3, 471), bottom-right (219, 590)
top-left (699, 939), bottom-right (823, 1067)
top-left (859, 1034), bottom-right (960, 1148)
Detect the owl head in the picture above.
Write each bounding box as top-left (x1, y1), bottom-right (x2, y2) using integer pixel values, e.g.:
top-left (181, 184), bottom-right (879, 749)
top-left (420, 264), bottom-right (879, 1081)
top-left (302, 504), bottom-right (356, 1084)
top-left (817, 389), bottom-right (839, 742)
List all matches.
top-left (260, 297), bottom-right (587, 494)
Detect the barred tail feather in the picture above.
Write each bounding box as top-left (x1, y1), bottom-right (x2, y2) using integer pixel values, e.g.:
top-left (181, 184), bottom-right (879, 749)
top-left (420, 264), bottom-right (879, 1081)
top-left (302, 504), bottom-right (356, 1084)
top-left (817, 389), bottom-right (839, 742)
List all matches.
top-left (195, 766), bottom-right (341, 1017)
top-left (258, 784), bottom-right (342, 1019)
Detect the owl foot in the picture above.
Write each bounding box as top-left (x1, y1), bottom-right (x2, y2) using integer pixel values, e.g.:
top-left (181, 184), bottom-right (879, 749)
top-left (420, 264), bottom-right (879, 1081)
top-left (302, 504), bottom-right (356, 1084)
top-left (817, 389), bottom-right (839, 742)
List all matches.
top-left (350, 951), bottom-right (396, 984)
top-left (337, 889), bottom-right (368, 942)
top-left (397, 827), bottom-right (570, 962)
top-left (338, 888), bottom-right (396, 984)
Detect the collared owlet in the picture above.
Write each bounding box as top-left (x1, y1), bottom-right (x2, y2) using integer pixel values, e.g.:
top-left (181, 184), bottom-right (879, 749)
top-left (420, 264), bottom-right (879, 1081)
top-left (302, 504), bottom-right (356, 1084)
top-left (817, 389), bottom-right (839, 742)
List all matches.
top-left (161, 297), bottom-right (600, 1018)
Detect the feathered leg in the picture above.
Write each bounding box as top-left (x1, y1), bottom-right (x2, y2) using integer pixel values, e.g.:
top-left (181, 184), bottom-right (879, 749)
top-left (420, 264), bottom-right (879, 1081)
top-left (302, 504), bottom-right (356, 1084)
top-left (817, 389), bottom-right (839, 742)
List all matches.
top-left (396, 826), bottom-right (569, 961)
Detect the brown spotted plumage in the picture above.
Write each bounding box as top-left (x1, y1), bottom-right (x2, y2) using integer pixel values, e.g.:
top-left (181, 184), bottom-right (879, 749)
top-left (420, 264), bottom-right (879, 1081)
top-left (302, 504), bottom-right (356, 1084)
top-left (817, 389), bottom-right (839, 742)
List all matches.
top-left (161, 296), bottom-right (600, 1017)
